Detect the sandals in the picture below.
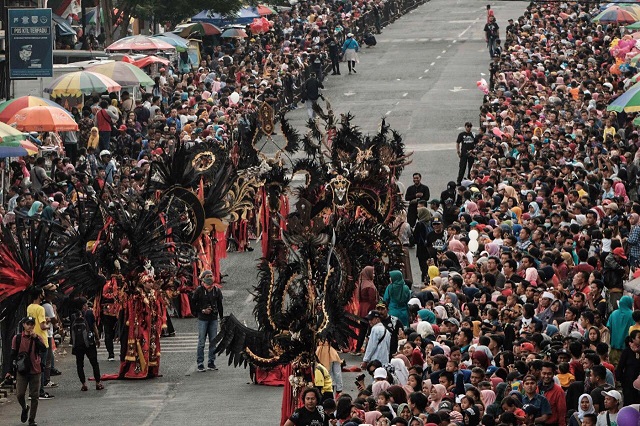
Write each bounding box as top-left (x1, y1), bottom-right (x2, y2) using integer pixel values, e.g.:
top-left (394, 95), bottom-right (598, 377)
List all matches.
top-left (81, 384), bottom-right (88, 391)
top-left (96, 382), bottom-right (104, 391)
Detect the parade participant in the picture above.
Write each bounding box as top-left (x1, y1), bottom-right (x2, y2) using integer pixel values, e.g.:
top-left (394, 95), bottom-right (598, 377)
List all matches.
top-left (11, 316), bottom-right (46, 426)
top-left (192, 269), bottom-right (224, 372)
top-left (101, 267), bottom-right (121, 362)
top-left (70, 298), bottom-right (104, 391)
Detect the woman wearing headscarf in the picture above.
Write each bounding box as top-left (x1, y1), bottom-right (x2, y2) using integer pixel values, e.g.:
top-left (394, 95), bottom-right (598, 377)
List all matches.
top-left (387, 384), bottom-right (408, 404)
top-left (471, 349), bottom-right (490, 371)
top-left (87, 127), bottom-right (100, 149)
top-left (527, 201), bottom-right (540, 218)
top-left (510, 206), bottom-right (522, 224)
top-left (384, 270), bottom-right (411, 327)
top-left (364, 410), bottom-right (385, 425)
top-left (390, 357), bottom-right (410, 385)
top-left (28, 201), bottom-right (43, 217)
top-left (480, 389), bottom-right (497, 409)
top-left (427, 384), bottom-right (447, 413)
top-left (355, 266), bottom-right (378, 354)
top-left (448, 239), bottom-right (469, 269)
top-left (465, 201), bottom-right (480, 217)
top-left (568, 394), bottom-right (595, 426)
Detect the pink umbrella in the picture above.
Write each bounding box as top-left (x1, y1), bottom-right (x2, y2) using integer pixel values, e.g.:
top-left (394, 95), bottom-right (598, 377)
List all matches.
top-left (106, 35), bottom-right (175, 52)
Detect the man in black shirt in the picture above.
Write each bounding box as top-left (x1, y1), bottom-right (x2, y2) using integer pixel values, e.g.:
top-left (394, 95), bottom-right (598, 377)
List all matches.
top-left (484, 16), bottom-right (500, 58)
top-left (456, 122), bottom-right (476, 184)
top-left (405, 173), bottom-right (430, 227)
top-left (326, 36), bottom-right (341, 75)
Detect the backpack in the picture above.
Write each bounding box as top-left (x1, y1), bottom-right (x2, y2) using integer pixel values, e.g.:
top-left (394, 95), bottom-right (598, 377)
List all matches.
top-left (14, 335), bottom-right (34, 375)
top-left (71, 313), bottom-right (93, 349)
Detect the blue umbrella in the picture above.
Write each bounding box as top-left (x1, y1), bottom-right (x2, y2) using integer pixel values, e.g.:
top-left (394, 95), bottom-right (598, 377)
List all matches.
top-left (150, 34), bottom-right (189, 52)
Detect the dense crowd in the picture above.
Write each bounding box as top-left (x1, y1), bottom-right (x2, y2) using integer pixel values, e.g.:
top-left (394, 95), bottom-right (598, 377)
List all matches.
top-left (299, 2), bottom-right (640, 426)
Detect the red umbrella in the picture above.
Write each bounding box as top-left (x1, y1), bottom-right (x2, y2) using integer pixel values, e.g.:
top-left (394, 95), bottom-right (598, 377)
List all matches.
top-left (256, 5), bottom-right (277, 15)
top-left (106, 35), bottom-right (175, 52)
top-left (131, 55), bottom-right (170, 69)
top-left (250, 17), bottom-right (271, 34)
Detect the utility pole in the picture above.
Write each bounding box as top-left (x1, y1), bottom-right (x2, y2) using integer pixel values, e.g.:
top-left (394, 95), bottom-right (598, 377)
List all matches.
top-left (1, 0), bottom-right (11, 100)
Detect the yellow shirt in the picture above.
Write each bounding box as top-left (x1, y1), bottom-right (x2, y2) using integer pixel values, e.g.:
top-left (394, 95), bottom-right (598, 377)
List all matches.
top-left (27, 303), bottom-right (49, 348)
top-left (314, 364), bottom-right (333, 394)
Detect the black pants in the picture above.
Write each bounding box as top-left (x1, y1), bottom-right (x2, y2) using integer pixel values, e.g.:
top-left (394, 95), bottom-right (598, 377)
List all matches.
top-left (457, 154), bottom-right (474, 184)
top-left (64, 143), bottom-right (78, 164)
top-left (331, 56), bottom-right (340, 74)
top-left (102, 315), bottom-right (117, 358)
top-left (74, 345), bottom-right (101, 384)
top-left (356, 321), bottom-right (370, 352)
top-left (416, 247), bottom-right (429, 282)
top-left (347, 60), bottom-right (356, 73)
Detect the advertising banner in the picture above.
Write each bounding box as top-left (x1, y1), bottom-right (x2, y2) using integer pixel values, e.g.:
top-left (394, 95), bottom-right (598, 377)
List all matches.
top-left (8, 8), bottom-right (53, 79)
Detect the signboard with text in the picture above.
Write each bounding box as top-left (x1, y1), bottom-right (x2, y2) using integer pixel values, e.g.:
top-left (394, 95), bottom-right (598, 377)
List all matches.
top-left (8, 8), bottom-right (53, 79)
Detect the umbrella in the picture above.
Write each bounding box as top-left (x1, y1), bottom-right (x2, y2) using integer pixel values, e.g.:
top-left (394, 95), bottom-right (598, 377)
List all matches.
top-left (8, 106), bottom-right (79, 132)
top-left (45, 71), bottom-right (122, 97)
top-left (125, 55), bottom-right (170, 69)
top-left (174, 22), bottom-right (221, 37)
top-left (52, 14), bottom-right (76, 36)
top-left (0, 96), bottom-right (72, 123)
top-left (608, 81), bottom-right (640, 112)
top-left (86, 62), bottom-right (154, 87)
top-left (256, 4), bottom-right (277, 15)
top-left (593, 6), bottom-right (639, 23)
top-left (150, 33), bottom-right (189, 52)
top-left (0, 122), bottom-right (38, 157)
top-left (106, 35), bottom-right (175, 52)
top-left (221, 28), bottom-right (248, 38)
top-left (629, 20), bottom-right (640, 28)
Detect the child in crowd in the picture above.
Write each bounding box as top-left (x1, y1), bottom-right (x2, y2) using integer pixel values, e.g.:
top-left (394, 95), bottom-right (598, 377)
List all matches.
top-left (556, 362), bottom-right (575, 390)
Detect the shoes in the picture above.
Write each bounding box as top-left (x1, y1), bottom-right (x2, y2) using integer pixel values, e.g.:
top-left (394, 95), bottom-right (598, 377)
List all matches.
top-left (331, 72), bottom-right (337, 75)
top-left (49, 369), bottom-right (62, 376)
top-left (348, 71), bottom-right (352, 75)
top-left (96, 382), bottom-right (104, 391)
top-left (107, 357), bottom-right (115, 362)
top-left (352, 69), bottom-right (357, 74)
top-left (337, 72), bottom-right (341, 75)
top-left (28, 421), bottom-right (37, 426)
top-left (81, 384), bottom-right (88, 391)
top-left (207, 363), bottom-right (218, 371)
top-left (43, 381), bottom-right (58, 388)
top-left (21, 405), bottom-right (29, 423)
top-left (197, 364), bottom-right (206, 372)
top-left (39, 392), bottom-right (54, 399)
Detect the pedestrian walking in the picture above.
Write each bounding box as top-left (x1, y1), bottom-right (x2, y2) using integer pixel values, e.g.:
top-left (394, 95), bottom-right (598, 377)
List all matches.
top-left (484, 16), bottom-right (499, 58)
top-left (342, 33), bottom-right (359, 75)
top-left (26, 288), bottom-right (54, 400)
top-left (326, 35), bottom-right (341, 75)
top-left (456, 122), bottom-right (477, 184)
top-left (11, 316), bottom-right (46, 426)
top-left (301, 72), bottom-right (324, 120)
top-left (70, 298), bottom-right (104, 391)
top-left (192, 269), bottom-right (224, 372)
top-left (41, 285), bottom-right (58, 390)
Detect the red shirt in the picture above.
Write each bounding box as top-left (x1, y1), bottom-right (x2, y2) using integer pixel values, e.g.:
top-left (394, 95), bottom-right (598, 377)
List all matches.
top-left (96, 109), bottom-right (113, 132)
top-left (12, 332), bottom-right (44, 375)
top-left (540, 383), bottom-right (566, 426)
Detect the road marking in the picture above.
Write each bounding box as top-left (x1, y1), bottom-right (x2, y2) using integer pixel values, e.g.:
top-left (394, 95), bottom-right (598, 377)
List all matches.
top-left (402, 93), bottom-right (408, 97)
top-left (418, 76), bottom-right (423, 79)
top-left (430, 62), bottom-right (435, 66)
top-left (442, 50), bottom-right (446, 54)
top-left (447, 44), bottom-right (452, 48)
top-left (395, 101), bottom-right (400, 105)
top-left (450, 87), bottom-right (468, 92)
top-left (405, 38), bottom-right (415, 41)
top-left (452, 40), bottom-right (457, 43)
top-left (436, 56), bottom-right (441, 59)
top-left (141, 385), bottom-right (177, 426)
top-left (432, 38), bottom-right (442, 41)
top-left (459, 17), bottom-right (479, 38)
top-left (418, 38), bottom-right (429, 41)
top-left (385, 111), bottom-right (392, 116)
top-left (396, 78), bottom-right (401, 81)
top-left (344, 91), bottom-right (356, 96)
top-left (405, 143), bottom-right (456, 152)
top-left (448, 20), bottom-right (476, 23)
top-left (245, 294), bottom-right (254, 303)
top-left (424, 69), bottom-right (429, 73)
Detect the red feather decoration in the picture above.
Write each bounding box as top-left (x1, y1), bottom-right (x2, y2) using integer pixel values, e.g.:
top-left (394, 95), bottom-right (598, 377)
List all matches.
top-left (0, 244), bottom-right (32, 302)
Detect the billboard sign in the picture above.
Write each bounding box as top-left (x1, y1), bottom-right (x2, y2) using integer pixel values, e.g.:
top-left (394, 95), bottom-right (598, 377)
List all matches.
top-left (8, 8), bottom-right (54, 79)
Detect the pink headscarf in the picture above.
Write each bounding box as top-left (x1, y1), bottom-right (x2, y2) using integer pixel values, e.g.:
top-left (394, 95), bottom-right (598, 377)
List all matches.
top-left (481, 389), bottom-right (497, 407)
top-left (614, 181), bottom-right (629, 202)
top-left (365, 411), bottom-right (384, 424)
top-left (525, 267), bottom-right (539, 286)
top-left (466, 202), bottom-right (480, 216)
top-left (428, 384), bottom-right (447, 411)
top-left (485, 243), bottom-right (500, 257)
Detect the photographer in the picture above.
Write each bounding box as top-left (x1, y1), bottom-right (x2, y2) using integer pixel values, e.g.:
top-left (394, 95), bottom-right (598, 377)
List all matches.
top-left (11, 316), bottom-right (47, 426)
top-left (192, 269), bottom-right (224, 373)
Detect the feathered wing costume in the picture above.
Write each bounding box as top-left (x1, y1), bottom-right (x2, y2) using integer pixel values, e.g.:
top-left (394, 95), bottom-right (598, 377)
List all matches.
top-left (215, 105), bottom-right (410, 424)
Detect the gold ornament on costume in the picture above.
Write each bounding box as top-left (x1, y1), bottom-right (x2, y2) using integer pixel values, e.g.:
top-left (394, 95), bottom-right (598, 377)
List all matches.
top-left (192, 152), bottom-right (216, 172)
top-left (329, 174), bottom-right (350, 209)
top-left (259, 102), bottom-right (275, 136)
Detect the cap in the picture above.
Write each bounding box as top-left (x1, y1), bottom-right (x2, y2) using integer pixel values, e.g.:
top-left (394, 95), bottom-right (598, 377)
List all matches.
top-left (438, 400), bottom-right (453, 412)
top-left (444, 318), bottom-right (460, 327)
top-left (118, 124), bottom-right (127, 131)
top-left (373, 367), bottom-right (387, 379)
top-left (376, 300), bottom-right (388, 308)
top-left (432, 217), bottom-right (443, 225)
top-left (347, 32), bottom-right (354, 37)
top-left (613, 247), bottom-right (627, 259)
top-left (365, 310), bottom-right (381, 320)
top-left (541, 291), bottom-right (555, 301)
top-left (429, 199), bottom-right (440, 205)
top-left (520, 342), bottom-right (535, 353)
top-left (601, 390), bottom-right (622, 402)
top-left (99, 150), bottom-right (111, 157)
top-left (22, 316), bottom-right (36, 325)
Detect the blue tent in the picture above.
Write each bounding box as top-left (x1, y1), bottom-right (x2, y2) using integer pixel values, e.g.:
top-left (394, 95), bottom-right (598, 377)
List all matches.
top-left (191, 7), bottom-right (260, 26)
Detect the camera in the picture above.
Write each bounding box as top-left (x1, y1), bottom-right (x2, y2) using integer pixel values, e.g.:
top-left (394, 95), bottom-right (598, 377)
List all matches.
top-left (356, 373), bottom-right (365, 382)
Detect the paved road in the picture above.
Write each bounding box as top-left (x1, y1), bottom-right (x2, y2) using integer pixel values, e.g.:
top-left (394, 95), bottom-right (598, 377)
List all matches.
top-left (0, 0), bottom-right (524, 424)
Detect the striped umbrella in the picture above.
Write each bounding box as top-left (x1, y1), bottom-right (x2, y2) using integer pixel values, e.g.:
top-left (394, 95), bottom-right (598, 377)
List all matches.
top-left (608, 81), bottom-right (640, 112)
top-left (0, 96), bottom-right (72, 123)
top-left (0, 122), bottom-right (38, 157)
top-left (221, 28), bottom-right (248, 38)
top-left (173, 22), bottom-right (222, 37)
top-left (45, 71), bottom-right (121, 97)
top-left (8, 106), bottom-right (79, 132)
top-left (150, 33), bottom-right (189, 52)
top-left (106, 35), bottom-right (175, 52)
top-left (593, 6), bottom-right (639, 23)
top-left (86, 62), bottom-right (154, 87)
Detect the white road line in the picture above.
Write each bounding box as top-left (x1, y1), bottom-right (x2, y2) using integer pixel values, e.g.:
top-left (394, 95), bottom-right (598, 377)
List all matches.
top-left (442, 50), bottom-right (446, 54)
top-left (459, 18), bottom-right (479, 38)
top-left (430, 62), bottom-right (435, 66)
top-left (453, 40), bottom-right (457, 43)
top-left (385, 111), bottom-right (392, 116)
top-left (436, 56), bottom-right (441, 59)
top-left (405, 38), bottom-right (415, 42)
top-left (432, 38), bottom-right (442, 41)
top-left (402, 93), bottom-right (408, 97)
top-left (424, 69), bottom-right (429, 73)
top-left (418, 76), bottom-right (423, 79)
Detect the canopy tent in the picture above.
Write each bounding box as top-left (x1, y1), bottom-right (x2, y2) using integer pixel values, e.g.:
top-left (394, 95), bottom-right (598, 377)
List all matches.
top-left (191, 7), bottom-right (261, 26)
top-left (52, 14), bottom-right (76, 36)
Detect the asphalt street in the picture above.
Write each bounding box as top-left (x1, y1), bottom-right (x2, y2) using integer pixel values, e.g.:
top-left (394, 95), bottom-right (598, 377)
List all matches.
top-left (0, 0), bottom-right (525, 424)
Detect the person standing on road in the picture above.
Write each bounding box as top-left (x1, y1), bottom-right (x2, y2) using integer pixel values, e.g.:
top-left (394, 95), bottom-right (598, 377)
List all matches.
top-left (326, 35), bottom-right (341, 76)
top-left (360, 310), bottom-right (391, 368)
top-left (405, 173), bottom-right (430, 227)
top-left (302, 72), bottom-right (324, 120)
top-left (11, 316), bottom-right (46, 426)
top-left (101, 271), bottom-right (121, 362)
top-left (484, 16), bottom-right (500, 58)
top-left (456, 122), bottom-right (477, 185)
top-left (342, 33), bottom-right (359, 75)
top-left (26, 288), bottom-right (54, 400)
top-left (95, 100), bottom-right (113, 152)
top-left (71, 298), bottom-right (104, 391)
top-left (192, 269), bottom-right (224, 372)
top-left (41, 285), bottom-right (58, 390)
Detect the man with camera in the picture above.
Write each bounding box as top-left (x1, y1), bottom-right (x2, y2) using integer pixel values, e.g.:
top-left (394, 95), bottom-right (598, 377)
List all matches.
top-left (192, 269), bottom-right (224, 372)
top-left (11, 316), bottom-right (47, 426)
